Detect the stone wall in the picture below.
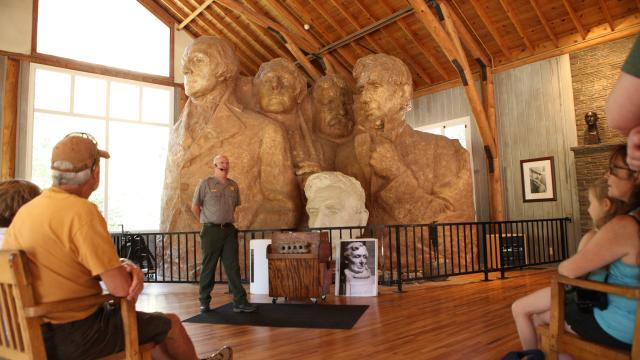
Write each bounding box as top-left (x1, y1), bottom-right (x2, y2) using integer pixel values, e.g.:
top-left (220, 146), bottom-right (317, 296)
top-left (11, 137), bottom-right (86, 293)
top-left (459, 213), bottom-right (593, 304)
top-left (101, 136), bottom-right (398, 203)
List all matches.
top-left (569, 36), bottom-right (636, 237)
top-left (571, 143), bottom-right (624, 236)
top-left (570, 36), bottom-right (634, 146)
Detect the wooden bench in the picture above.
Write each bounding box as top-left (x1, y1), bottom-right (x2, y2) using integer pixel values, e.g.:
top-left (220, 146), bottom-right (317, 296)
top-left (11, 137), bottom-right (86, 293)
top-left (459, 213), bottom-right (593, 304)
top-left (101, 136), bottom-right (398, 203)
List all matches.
top-left (537, 275), bottom-right (640, 360)
top-left (0, 249), bottom-right (154, 360)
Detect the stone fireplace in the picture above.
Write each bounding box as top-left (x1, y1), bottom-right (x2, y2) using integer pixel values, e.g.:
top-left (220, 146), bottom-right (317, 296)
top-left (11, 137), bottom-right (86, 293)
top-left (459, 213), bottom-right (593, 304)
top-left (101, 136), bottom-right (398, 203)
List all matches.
top-left (571, 142), bottom-right (624, 236)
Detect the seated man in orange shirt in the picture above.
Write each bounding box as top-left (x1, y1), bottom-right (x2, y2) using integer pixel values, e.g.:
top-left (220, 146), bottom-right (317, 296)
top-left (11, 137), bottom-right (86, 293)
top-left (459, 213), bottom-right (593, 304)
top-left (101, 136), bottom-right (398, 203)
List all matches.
top-left (2, 132), bottom-right (231, 360)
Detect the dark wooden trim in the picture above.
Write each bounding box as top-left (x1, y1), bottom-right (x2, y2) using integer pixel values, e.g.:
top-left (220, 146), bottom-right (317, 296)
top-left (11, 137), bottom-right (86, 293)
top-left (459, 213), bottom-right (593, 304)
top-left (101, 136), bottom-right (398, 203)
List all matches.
top-left (3, 50), bottom-right (176, 87)
top-left (2, 59), bottom-right (19, 179)
top-left (31, 0), bottom-right (39, 55)
top-left (170, 23), bottom-right (175, 80)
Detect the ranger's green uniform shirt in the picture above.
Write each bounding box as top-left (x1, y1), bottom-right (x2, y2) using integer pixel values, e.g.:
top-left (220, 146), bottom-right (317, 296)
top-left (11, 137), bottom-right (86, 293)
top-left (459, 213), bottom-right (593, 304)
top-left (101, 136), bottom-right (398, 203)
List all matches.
top-left (192, 177), bottom-right (240, 224)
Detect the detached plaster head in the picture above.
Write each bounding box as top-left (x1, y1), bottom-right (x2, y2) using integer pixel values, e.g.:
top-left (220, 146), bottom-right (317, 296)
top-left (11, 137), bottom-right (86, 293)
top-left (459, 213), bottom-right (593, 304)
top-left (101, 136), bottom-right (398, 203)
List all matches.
top-left (304, 171), bottom-right (368, 229)
top-left (254, 58), bottom-right (307, 114)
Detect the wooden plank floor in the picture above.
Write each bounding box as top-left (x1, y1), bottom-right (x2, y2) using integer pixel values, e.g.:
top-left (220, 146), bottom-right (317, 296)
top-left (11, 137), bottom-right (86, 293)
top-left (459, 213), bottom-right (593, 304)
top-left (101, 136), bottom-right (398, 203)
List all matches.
top-left (137, 268), bottom-right (556, 359)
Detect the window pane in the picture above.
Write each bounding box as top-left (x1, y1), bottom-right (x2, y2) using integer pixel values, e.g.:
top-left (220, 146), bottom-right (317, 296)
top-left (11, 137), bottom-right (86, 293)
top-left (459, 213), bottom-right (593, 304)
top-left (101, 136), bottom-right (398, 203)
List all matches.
top-left (444, 124), bottom-right (467, 149)
top-left (74, 75), bottom-right (107, 117)
top-left (31, 112), bottom-right (106, 212)
top-left (141, 87), bottom-right (171, 124)
top-left (34, 68), bottom-right (71, 112)
top-left (110, 82), bottom-right (140, 121)
top-left (107, 122), bottom-right (169, 230)
top-left (37, 0), bottom-right (170, 76)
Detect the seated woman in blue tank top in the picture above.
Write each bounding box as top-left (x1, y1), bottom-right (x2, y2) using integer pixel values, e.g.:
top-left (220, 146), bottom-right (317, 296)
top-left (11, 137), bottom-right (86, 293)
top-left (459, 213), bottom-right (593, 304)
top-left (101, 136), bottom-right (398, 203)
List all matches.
top-left (559, 144), bottom-right (640, 349)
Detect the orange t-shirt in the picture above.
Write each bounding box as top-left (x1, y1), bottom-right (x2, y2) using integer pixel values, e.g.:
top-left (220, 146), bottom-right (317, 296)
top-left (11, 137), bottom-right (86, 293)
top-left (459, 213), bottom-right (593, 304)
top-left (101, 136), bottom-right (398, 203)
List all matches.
top-left (3, 187), bottom-right (121, 323)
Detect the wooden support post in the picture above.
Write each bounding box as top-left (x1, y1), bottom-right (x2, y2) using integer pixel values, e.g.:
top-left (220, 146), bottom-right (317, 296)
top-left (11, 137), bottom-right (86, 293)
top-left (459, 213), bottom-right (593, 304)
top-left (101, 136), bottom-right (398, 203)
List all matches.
top-left (482, 68), bottom-right (505, 220)
top-left (2, 58), bottom-right (19, 180)
top-left (409, 0), bottom-right (504, 220)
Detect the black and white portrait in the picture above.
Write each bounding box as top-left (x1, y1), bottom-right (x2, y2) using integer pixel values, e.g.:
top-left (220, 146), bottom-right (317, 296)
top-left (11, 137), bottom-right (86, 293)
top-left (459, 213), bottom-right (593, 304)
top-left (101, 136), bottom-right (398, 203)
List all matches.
top-left (521, 157), bottom-right (557, 202)
top-left (528, 166), bottom-right (547, 194)
top-left (335, 239), bottom-right (377, 296)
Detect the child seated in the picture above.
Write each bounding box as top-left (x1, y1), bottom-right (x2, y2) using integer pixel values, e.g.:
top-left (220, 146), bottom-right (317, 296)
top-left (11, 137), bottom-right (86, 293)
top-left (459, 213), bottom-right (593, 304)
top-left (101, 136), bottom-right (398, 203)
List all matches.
top-left (510, 178), bottom-right (626, 354)
top-left (0, 179), bottom-right (41, 246)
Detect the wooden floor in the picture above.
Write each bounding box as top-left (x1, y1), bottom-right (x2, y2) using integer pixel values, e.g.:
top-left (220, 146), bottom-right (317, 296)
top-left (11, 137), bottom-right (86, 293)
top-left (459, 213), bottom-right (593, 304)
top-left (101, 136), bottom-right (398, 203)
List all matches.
top-left (137, 268), bottom-right (556, 359)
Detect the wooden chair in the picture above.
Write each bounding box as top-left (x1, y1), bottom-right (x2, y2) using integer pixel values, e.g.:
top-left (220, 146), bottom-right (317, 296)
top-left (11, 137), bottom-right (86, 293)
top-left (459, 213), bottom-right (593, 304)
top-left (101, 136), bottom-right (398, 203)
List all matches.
top-left (0, 249), bottom-right (154, 360)
top-left (537, 275), bottom-right (640, 360)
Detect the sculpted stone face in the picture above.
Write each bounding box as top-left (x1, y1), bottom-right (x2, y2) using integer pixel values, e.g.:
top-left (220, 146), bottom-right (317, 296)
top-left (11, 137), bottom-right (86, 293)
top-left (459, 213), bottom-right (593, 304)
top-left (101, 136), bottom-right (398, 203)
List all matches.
top-left (182, 42), bottom-right (221, 99)
top-left (313, 76), bottom-right (354, 139)
top-left (255, 59), bottom-right (305, 114)
top-left (353, 54), bottom-right (412, 132)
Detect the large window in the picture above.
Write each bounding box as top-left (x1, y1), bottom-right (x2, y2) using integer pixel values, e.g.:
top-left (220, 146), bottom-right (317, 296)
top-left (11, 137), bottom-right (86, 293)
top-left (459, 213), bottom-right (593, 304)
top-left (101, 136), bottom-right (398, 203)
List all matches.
top-left (27, 64), bottom-right (173, 231)
top-left (414, 117), bottom-right (470, 150)
top-left (36, 0), bottom-right (171, 76)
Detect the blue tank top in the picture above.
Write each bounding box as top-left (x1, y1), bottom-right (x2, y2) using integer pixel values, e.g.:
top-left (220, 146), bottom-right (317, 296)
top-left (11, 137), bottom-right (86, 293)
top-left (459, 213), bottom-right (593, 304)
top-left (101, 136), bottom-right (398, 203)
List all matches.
top-left (592, 259), bottom-right (640, 344)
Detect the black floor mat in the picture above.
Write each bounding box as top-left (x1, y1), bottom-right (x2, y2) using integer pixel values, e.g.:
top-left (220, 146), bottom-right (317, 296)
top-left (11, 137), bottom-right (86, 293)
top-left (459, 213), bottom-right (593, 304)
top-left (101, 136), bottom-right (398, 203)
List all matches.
top-left (183, 303), bottom-right (368, 329)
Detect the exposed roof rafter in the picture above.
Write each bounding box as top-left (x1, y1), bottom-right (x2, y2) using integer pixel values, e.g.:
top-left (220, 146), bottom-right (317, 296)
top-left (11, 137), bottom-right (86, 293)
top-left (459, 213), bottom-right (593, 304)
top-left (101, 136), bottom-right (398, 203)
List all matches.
top-left (561, 0), bottom-right (587, 39)
top-left (497, 0), bottom-right (534, 52)
top-left (528, 0), bottom-right (559, 47)
top-left (468, 0), bottom-right (512, 59)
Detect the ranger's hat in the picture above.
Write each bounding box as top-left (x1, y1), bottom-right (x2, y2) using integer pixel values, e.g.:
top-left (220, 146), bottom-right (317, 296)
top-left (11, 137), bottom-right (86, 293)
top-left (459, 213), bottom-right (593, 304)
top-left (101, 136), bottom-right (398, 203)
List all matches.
top-left (51, 132), bottom-right (110, 173)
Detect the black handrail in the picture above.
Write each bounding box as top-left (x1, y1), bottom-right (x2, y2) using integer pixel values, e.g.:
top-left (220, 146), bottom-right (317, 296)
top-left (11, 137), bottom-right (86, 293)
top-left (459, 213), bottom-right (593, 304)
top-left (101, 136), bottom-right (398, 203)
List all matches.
top-left (112, 217), bottom-right (572, 292)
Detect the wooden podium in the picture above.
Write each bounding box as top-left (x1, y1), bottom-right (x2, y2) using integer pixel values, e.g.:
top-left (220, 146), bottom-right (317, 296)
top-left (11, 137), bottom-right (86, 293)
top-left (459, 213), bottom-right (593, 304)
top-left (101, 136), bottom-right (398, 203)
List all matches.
top-left (267, 232), bottom-right (330, 303)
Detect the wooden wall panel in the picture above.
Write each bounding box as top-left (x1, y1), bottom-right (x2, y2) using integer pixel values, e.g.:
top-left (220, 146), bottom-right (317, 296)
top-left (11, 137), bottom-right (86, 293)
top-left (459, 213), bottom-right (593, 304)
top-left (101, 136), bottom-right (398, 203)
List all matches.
top-left (494, 55), bottom-right (581, 253)
top-left (0, 56), bottom-right (5, 166)
top-left (405, 84), bottom-right (491, 221)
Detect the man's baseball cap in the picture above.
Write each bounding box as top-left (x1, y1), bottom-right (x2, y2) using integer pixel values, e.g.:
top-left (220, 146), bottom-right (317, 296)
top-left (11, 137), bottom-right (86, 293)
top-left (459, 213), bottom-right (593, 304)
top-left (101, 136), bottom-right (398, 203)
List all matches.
top-left (51, 132), bottom-right (110, 173)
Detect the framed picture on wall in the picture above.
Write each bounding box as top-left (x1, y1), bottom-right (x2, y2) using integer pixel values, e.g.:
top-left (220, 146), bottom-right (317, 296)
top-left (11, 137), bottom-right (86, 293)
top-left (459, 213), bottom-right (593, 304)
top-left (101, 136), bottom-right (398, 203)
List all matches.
top-left (520, 156), bottom-right (557, 202)
top-left (335, 239), bottom-right (378, 297)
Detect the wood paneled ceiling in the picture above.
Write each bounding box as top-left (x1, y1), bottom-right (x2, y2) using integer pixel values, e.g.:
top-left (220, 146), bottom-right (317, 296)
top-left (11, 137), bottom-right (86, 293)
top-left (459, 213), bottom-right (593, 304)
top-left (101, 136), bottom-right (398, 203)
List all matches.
top-left (155, 0), bottom-right (640, 94)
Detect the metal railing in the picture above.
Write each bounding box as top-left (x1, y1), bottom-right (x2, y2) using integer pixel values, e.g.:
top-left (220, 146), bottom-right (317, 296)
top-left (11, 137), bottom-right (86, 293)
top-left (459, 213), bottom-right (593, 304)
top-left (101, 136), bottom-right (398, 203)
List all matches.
top-left (112, 217), bottom-right (571, 291)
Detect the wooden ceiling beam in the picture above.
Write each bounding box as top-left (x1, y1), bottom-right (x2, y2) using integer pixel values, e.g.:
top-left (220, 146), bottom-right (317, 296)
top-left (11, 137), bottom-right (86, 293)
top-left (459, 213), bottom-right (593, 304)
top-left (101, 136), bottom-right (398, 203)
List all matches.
top-left (378, 0), bottom-right (449, 80)
top-left (561, 0), bottom-right (587, 39)
top-left (446, 1), bottom-right (491, 66)
top-left (137, 0), bottom-right (178, 27)
top-left (528, 0), bottom-right (559, 47)
top-left (218, 0), bottom-right (322, 80)
top-left (286, 0), bottom-right (357, 72)
top-left (467, 0), bottom-right (512, 59)
top-left (205, 3), bottom-right (276, 60)
top-left (217, 0), bottom-right (316, 51)
top-left (156, 0), bottom-right (256, 74)
top-left (282, 0), bottom-right (357, 73)
top-left (497, 0), bottom-right (534, 52)
top-left (350, 0), bottom-right (433, 84)
top-left (253, 0), bottom-right (354, 83)
top-left (178, 0), bottom-right (215, 29)
top-left (169, 0), bottom-right (261, 71)
top-left (307, 1), bottom-right (367, 59)
top-left (598, 0), bottom-right (615, 31)
top-left (408, 0), bottom-right (497, 153)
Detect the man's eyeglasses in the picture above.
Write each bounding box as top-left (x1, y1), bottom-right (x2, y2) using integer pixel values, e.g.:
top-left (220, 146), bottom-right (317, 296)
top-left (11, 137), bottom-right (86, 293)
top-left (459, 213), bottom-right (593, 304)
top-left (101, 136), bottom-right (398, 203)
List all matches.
top-left (608, 164), bottom-right (636, 179)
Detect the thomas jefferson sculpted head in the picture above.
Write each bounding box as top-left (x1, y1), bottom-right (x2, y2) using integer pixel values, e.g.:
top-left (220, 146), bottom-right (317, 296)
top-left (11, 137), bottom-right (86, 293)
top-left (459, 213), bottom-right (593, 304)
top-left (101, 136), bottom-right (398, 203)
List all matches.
top-left (254, 58), bottom-right (307, 114)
